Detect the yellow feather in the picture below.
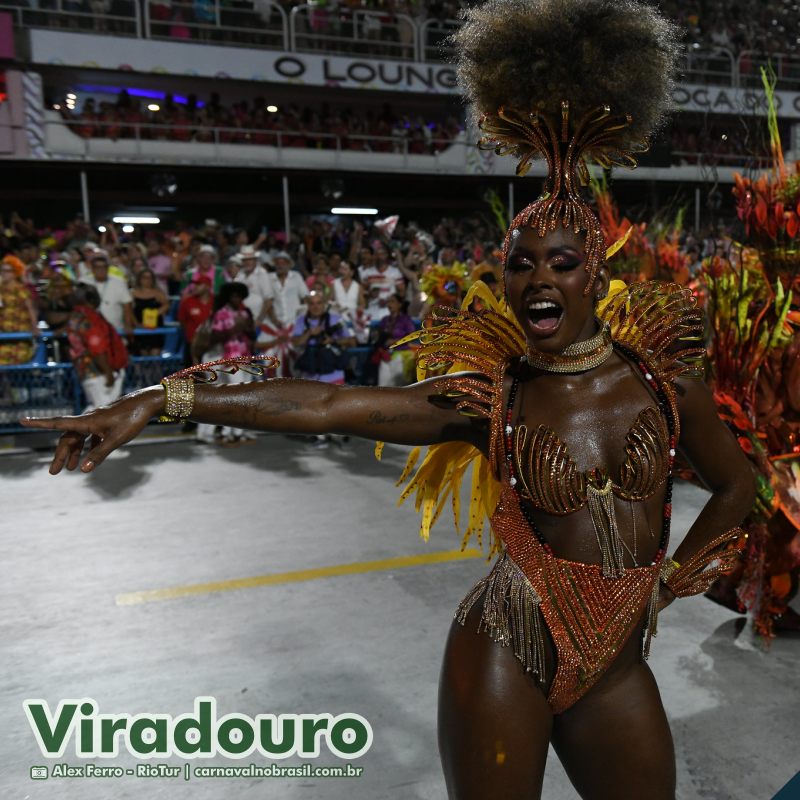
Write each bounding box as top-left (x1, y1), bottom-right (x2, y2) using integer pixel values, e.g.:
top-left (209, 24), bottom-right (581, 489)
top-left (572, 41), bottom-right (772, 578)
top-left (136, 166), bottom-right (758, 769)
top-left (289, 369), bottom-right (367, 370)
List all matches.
top-left (395, 446), bottom-right (421, 487)
top-left (605, 226), bottom-right (634, 261)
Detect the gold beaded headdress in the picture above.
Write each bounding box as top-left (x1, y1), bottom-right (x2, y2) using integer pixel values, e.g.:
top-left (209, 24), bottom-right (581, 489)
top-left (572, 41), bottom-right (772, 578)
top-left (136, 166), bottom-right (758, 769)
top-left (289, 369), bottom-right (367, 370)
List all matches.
top-left (453, 0), bottom-right (681, 294)
top-left (484, 104), bottom-right (647, 293)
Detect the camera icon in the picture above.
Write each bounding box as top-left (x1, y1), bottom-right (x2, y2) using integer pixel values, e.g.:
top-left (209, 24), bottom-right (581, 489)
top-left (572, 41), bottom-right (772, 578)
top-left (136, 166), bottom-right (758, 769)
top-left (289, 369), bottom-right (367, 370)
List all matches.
top-left (30, 766), bottom-right (48, 780)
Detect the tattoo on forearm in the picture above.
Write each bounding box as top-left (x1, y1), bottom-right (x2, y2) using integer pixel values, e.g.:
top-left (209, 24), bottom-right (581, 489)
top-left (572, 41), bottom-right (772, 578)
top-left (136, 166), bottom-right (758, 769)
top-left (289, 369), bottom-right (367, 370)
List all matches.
top-left (263, 399), bottom-right (301, 415)
top-left (368, 410), bottom-right (411, 425)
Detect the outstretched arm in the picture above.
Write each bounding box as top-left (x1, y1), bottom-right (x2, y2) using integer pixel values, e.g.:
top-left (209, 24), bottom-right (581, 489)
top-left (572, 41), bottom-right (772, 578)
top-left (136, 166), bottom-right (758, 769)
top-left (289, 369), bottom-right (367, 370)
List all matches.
top-left (673, 375), bottom-right (756, 564)
top-left (21, 374), bottom-right (488, 475)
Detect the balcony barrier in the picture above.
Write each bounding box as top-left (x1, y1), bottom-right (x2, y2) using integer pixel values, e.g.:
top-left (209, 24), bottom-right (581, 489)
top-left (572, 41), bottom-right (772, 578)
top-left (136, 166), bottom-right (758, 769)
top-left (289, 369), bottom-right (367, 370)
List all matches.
top-left (289, 6), bottom-right (417, 62)
top-left (42, 114), bottom-right (469, 171)
top-left (418, 18), bottom-right (459, 64)
top-left (5, 2), bottom-right (799, 89)
top-left (0, 2), bottom-right (140, 37)
top-left (40, 115), bottom-right (768, 176)
top-left (145, 0), bottom-right (288, 50)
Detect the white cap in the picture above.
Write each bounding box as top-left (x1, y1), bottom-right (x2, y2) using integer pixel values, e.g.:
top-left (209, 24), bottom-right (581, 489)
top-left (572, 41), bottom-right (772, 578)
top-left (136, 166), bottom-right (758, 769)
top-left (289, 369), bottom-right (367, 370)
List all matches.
top-left (272, 250), bottom-right (294, 267)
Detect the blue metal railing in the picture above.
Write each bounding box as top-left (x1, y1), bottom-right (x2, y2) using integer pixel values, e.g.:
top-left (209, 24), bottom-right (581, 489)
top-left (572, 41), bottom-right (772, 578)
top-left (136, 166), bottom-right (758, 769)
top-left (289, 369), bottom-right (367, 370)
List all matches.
top-left (0, 328), bottom-right (184, 432)
top-left (0, 325), bottom-right (397, 432)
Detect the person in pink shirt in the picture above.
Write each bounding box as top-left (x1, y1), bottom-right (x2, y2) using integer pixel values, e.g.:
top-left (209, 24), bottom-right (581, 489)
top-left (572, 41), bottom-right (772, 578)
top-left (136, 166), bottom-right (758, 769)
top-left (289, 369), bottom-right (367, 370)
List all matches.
top-left (210, 282), bottom-right (254, 360)
top-left (147, 238), bottom-right (174, 293)
top-left (195, 282), bottom-right (256, 446)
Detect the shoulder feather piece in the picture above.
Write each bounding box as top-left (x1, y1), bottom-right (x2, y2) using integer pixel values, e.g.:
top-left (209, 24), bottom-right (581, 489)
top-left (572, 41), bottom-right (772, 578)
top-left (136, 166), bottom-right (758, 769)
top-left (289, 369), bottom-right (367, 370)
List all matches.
top-left (597, 280), bottom-right (705, 384)
top-left (380, 282), bottom-right (523, 554)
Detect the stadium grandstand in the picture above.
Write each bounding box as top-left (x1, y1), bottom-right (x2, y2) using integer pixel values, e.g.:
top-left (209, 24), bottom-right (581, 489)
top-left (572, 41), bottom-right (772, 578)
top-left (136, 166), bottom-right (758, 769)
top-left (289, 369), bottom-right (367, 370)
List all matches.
top-left (2, 3), bottom-right (799, 799)
top-left (1, 0), bottom-right (799, 425)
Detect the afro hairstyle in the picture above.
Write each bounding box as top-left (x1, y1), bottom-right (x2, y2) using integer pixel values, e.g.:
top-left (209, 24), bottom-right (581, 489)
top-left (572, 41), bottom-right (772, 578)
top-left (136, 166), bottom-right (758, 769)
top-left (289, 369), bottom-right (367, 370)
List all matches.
top-left (452, 0), bottom-right (682, 147)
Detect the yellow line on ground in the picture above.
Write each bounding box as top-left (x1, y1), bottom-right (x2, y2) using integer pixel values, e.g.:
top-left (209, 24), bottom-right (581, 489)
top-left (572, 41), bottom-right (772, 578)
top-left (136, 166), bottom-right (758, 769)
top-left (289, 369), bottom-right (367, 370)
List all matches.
top-left (115, 548), bottom-right (484, 606)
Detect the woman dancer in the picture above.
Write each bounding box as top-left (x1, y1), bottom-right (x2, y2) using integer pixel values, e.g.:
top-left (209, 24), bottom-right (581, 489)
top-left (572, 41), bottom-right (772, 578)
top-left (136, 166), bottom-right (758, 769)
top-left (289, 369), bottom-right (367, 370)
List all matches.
top-left (24, 1), bottom-right (755, 797)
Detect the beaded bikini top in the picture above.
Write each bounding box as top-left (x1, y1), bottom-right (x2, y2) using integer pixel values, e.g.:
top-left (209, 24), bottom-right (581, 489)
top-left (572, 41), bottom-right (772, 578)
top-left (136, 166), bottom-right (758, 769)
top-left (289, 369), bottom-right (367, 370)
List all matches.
top-left (512, 404), bottom-right (670, 515)
top-left (383, 279), bottom-right (704, 557)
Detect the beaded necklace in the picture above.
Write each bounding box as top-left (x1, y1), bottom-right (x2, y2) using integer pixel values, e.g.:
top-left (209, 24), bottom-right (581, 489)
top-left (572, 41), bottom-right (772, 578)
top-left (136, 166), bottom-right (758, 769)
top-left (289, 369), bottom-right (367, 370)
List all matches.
top-left (524, 322), bottom-right (613, 373)
top-left (503, 342), bottom-right (677, 568)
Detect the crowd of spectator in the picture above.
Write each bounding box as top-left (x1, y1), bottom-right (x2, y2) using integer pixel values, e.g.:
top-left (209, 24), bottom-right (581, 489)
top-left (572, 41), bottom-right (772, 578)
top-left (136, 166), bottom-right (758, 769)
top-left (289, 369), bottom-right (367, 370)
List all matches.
top-left (58, 93), bottom-right (463, 154)
top-left (56, 88), bottom-right (784, 168)
top-left (23, 0), bottom-right (800, 66)
top-left (660, 0), bottom-right (800, 59)
top-left (669, 122), bottom-right (773, 168)
top-left (150, 0), bottom-right (800, 63)
top-left (0, 210), bottom-right (505, 440)
top-left (0, 207), bottom-right (751, 439)
top-left (151, 0), bottom-right (800, 62)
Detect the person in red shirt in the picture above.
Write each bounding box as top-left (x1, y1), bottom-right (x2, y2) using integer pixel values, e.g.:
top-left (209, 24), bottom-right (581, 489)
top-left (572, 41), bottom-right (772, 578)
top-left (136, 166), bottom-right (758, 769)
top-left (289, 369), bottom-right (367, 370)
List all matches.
top-left (67, 283), bottom-right (129, 412)
top-left (177, 273), bottom-right (213, 365)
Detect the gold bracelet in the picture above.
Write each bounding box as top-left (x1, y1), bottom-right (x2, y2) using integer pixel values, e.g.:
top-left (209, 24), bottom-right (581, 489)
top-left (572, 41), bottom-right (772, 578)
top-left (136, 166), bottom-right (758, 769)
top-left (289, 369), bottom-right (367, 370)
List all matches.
top-left (660, 557), bottom-right (681, 584)
top-left (159, 377), bottom-right (194, 422)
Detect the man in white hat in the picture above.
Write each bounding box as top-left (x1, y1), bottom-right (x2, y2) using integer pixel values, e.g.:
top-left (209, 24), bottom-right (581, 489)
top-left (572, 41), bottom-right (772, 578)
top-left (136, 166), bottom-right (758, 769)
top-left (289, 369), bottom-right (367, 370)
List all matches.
top-left (183, 244), bottom-right (224, 296)
top-left (266, 251), bottom-right (308, 327)
top-left (77, 242), bottom-right (101, 281)
top-left (237, 245), bottom-right (273, 327)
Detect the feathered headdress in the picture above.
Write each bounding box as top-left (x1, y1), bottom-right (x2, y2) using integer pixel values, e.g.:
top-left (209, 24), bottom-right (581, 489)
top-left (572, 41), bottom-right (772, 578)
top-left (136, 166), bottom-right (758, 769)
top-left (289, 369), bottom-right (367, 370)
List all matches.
top-left (452, 0), bottom-right (681, 292)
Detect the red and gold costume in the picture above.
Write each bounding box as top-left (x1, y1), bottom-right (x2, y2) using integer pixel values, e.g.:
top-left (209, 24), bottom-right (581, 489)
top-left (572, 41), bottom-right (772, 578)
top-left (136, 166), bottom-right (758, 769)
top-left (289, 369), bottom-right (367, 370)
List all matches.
top-left (390, 281), bottom-right (744, 712)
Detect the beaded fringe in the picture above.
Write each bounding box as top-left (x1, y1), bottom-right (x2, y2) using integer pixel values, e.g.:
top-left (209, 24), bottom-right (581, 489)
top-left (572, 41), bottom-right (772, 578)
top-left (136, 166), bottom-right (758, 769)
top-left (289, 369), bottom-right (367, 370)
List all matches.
top-left (586, 480), bottom-right (626, 578)
top-left (456, 552), bottom-right (546, 682)
top-left (642, 578), bottom-right (661, 659)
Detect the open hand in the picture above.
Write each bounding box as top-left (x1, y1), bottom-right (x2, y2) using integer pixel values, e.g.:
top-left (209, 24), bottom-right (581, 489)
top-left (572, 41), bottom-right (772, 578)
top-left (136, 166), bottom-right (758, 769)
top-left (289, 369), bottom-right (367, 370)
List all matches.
top-left (19, 387), bottom-right (164, 474)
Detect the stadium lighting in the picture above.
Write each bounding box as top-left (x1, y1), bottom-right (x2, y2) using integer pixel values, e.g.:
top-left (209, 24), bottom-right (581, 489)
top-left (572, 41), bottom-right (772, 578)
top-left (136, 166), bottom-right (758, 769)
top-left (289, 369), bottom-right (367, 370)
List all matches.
top-left (66, 92), bottom-right (76, 100)
top-left (97, 225), bottom-right (107, 233)
top-left (148, 103), bottom-right (160, 112)
top-left (331, 207), bottom-right (379, 215)
top-left (112, 216), bottom-right (161, 224)
top-left (122, 225), bottom-right (135, 233)
top-left (266, 105), bottom-right (278, 113)
top-left (53, 104), bottom-right (61, 110)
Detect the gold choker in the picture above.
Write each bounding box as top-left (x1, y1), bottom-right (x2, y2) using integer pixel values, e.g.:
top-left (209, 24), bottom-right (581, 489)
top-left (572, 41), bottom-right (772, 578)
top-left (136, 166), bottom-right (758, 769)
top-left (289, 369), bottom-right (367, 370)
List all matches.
top-left (525, 323), bottom-right (613, 373)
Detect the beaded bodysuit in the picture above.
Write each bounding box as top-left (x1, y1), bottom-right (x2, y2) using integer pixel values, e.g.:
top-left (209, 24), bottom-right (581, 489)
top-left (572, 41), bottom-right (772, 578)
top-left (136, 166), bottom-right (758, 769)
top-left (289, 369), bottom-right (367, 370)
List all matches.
top-left (391, 280), bottom-right (743, 714)
top-left (463, 337), bottom-right (675, 713)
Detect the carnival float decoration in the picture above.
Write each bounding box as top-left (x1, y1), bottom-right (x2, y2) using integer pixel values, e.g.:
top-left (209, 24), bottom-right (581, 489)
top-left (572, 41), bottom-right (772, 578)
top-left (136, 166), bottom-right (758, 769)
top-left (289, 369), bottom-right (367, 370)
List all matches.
top-left (704, 68), bottom-right (800, 637)
top-left (591, 175), bottom-right (655, 283)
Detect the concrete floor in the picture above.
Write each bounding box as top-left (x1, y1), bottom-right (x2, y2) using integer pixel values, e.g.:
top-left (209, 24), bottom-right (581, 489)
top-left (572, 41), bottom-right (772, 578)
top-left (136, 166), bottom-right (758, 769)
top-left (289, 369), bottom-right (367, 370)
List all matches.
top-left (1, 433), bottom-right (798, 800)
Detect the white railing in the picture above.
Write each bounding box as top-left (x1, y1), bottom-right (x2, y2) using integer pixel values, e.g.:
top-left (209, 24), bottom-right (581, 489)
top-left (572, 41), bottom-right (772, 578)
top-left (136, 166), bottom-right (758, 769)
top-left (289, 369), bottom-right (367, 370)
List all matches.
top-left (5, 2), bottom-right (799, 86)
top-left (418, 18), bottom-right (460, 64)
top-left (43, 115), bottom-right (465, 170)
top-left (0, 2), bottom-right (140, 37)
top-left (736, 50), bottom-right (800, 91)
top-left (38, 115), bottom-right (768, 179)
top-left (671, 150), bottom-right (772, 168)
top-left (680, 47), bottom-right (736, 87)
top-left (289, 7), bottom-right (418, 62)
top-left (145, 0), bottom-right (288, 51)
